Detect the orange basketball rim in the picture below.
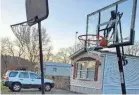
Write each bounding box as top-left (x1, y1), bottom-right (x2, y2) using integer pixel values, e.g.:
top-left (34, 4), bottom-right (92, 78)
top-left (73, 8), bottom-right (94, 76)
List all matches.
top-left (78, 34), bottom-right (107, 47)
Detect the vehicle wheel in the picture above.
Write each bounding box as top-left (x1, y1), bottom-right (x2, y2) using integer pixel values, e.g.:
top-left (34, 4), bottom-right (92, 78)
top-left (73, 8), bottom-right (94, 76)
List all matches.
top-left (45, 84), bottom-right (51, 91)
top-left (9, 87), bottom-right (13, 91)
top-left (38, 88), bottom-right (41, 91)
top-left (11, 83), bottom-right (21, 92)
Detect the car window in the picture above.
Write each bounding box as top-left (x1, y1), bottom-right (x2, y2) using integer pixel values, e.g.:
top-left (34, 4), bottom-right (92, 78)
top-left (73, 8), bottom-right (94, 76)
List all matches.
top-left (30, 73), bottom-right (40, 79)
top-left (9, 72), bottom-right (18, 77)
top-left (19, 72), bottom-right (29, 78)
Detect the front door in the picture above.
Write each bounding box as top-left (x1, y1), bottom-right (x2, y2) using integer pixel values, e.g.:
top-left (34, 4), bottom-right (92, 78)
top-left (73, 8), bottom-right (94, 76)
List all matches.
top-left (18, 72), bottom-right (31, 88)
top-left (29, 72), bottom-right (41, 88)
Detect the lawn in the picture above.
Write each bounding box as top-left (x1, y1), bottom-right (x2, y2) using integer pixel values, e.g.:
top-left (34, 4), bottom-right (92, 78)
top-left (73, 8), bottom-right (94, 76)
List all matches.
top-left (0, 82), bottom-right (12, 94)
top-left (0, 82), bottom-right (8, 90)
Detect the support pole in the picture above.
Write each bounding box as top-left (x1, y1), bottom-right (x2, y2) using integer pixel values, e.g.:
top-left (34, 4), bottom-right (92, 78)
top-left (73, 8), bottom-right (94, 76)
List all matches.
top-left (38, 21), bottom-right (45, 94)
top-left (115, 5), bottom-right (126, 94)
top-left (116, 46), bottom-right (126, 94)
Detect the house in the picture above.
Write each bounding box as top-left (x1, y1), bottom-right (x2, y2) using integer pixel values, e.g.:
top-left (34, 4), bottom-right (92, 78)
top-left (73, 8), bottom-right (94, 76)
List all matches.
top-left (44, 62), bottom-right (71, 76)
top-left (35, 62), bottom-right (72, 90)
top-left (35, 62), bottom-right (71, 76)
top-left (70, 48), bottom-right (139, 94)
top-left (1, 55), bottom-right (34, 76)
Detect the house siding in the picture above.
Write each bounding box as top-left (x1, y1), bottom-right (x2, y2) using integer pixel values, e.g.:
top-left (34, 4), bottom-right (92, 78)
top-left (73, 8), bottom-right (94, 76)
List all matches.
top-left (44, 65), bottom-right (71, 76)
top-left (70, 66), bottom-right (102, 94)
top-left (70, 51), bottom-right (139, 94)
top-left (70, 52), bottom-right (105, 94)
top-left (36, 62), bottom-right (71, 76)
top-left (103, 54), bottom-right (139, 94)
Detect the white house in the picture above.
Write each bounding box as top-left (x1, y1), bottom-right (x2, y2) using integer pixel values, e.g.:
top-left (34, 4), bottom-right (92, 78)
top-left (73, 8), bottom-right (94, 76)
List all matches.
top-left (35, 62), bottom-right (71, 76)
top-left (70, 49), bottom-right (139, 94)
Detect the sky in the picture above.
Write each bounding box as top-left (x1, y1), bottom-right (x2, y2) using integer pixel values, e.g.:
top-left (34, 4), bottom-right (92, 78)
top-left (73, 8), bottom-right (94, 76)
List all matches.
top-left (0, 0), bottom-right (139, 53)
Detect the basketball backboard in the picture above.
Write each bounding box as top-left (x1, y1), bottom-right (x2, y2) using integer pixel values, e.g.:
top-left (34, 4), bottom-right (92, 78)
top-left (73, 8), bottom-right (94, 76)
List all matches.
top-left (85, 0), bottom-right (137, 49)
top-left (26, 0), bottom-right (49, 26)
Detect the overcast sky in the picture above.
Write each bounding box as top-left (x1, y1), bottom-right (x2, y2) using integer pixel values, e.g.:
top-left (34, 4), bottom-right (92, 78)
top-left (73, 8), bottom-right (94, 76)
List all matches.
top-left (1, 0), bottom-right (139, 53)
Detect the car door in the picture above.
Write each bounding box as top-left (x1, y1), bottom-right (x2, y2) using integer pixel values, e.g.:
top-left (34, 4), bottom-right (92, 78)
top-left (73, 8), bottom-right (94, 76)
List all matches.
top-left (18, 72), bottom-right (31, 88)
top-left (29, 72), bottom-right (41, 88)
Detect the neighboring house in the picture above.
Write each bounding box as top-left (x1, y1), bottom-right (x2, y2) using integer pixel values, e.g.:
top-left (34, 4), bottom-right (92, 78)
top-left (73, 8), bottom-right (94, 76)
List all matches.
top-left (35, 62), bottom-right (71, 76)
top-left (35, 62), bottom-right (72, 90)
top-left (70, 49), bottom-right (139, 94)
top-left (1, 55), bottom-right (34, 76)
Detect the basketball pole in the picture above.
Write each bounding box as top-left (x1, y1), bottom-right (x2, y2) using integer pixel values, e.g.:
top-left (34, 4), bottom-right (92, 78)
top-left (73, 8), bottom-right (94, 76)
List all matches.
top-left (38, 21), bottom-right (45, 94)
top-left (115, 5), bottom-right (126, 95)
top-left (116, 46), bottom-right (126, 94)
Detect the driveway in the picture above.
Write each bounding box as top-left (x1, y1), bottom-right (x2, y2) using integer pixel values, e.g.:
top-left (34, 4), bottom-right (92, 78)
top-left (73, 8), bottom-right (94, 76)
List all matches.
top-left (1, 88), bottom-right (77, 94)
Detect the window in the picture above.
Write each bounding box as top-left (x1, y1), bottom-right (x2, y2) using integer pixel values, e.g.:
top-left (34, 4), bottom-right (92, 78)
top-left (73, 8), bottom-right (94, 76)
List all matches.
top-left (19, 72), bottom-right (29, 78)
top-left (86, 68), bottom-right (95, 79)
top-left (9, 72), bottom-right (18, 77)
top-left (30, 73), bottom-right (40, 79)
top-left (80, 64), bottom-right (86, 78)
top-left (76, 61), bottom-right (96, 80)
top-left (53, 68), bottom-right (57, 72)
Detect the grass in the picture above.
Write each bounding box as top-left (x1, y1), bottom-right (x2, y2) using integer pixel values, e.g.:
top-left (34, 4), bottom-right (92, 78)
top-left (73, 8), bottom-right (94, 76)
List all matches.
top-left (0, 82), bottom-right (12, 94)
top-left (0, 82), bottom-right (8, 91)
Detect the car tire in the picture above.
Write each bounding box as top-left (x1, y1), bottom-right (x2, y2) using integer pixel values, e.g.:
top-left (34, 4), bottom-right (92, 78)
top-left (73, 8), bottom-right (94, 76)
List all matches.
top-left (38, 88), bottom-right (41, 91)
top-left (45, 84), bottom-right (51, 91)
top-left (9, 87), bottom-right (13, 91)
top-left (11, 83), bottom-right (21, 92)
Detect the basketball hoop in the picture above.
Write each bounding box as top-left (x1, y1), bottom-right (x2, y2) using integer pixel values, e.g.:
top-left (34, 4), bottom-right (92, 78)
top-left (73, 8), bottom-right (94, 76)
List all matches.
top-left (78, 34), bottom-right (107, 47)
top-left (10, 20), bottom-right (32, 46)
top-left (78, 34), bottom-right (106, 63)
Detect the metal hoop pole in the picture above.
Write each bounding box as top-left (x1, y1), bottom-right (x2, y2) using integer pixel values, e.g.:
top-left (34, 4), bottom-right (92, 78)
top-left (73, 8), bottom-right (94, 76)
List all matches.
top-left (115, 5), bottom-right (126, 94)
top-left (38, 21), bottom-right (45, 94)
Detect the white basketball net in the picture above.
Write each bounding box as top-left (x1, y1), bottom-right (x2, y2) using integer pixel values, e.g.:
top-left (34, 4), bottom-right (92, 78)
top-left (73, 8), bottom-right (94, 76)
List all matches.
top-left (86, 45), bottom-right (102, 63)
top-left (11, 21), bottom-right (31, 46)
top-left (79, 36), bottom-right (102, 63)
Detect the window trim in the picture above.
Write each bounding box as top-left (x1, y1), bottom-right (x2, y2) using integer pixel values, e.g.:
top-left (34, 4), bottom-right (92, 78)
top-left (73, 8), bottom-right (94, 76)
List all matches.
top-left (75, 61), bottom-right (96, 80)
top-left (9, 72), bottom-right (18, 77)
top-left (19, 72), bottom-right (29, 78)
top-left (29, 73), bottom-right (40, 79)
top-left (53, 67), bottom-right (57, 72)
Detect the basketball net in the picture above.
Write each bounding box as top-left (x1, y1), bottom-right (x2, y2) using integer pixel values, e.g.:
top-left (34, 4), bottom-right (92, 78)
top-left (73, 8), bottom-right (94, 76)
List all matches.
top-left (86, 44), bottom-right (102, 63)
top-left (78, 35), bottom-right (108, 63)
top-left (11, 21), bottom-right (31, 46)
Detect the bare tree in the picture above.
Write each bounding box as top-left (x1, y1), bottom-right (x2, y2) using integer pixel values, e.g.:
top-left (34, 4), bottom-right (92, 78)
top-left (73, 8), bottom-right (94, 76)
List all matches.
top-left (1, 38), bottom-right (25, 67)
top-left (15, 40), bottom-right (25, 57)
top-left (4, 38), bottom-right (15, 58)
top-left (1, 38), bottom-right (9, 72)
top-left (44, 45), bottom-right (53, 62)
top-left (74, 42), bottom-right (84, 53)
top-left (14, 39), bottom-right (25, 64)
top-left (124, 42), bottom-right (139, 56)
top-left (53, 47), bottom-right (73, 63)
top-left (13, 26), bottom-right (52, 68)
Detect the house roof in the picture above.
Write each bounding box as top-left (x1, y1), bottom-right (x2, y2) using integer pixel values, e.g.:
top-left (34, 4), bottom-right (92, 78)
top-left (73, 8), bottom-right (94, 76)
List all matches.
top-left (44, 62), bottom-right (71, 67)
top-left (69, 48), bottom-right (86, 60)
top-left (35, 62), bottom-right (72, 68)
top-left (69, 48), bottom-right (139, 60)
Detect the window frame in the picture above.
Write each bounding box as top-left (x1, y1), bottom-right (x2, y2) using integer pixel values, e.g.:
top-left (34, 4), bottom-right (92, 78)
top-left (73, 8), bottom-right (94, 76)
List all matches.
top-left (29, 73), bottom-right (41, 79)
top-left (19, 72), bottom-right (29, 78)
top-left (76, 61), bottom-right (96, 80)
top-left (53, 67), bottom-right (57, 72)
top-left (9, 71), bottom-right (18, 77)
